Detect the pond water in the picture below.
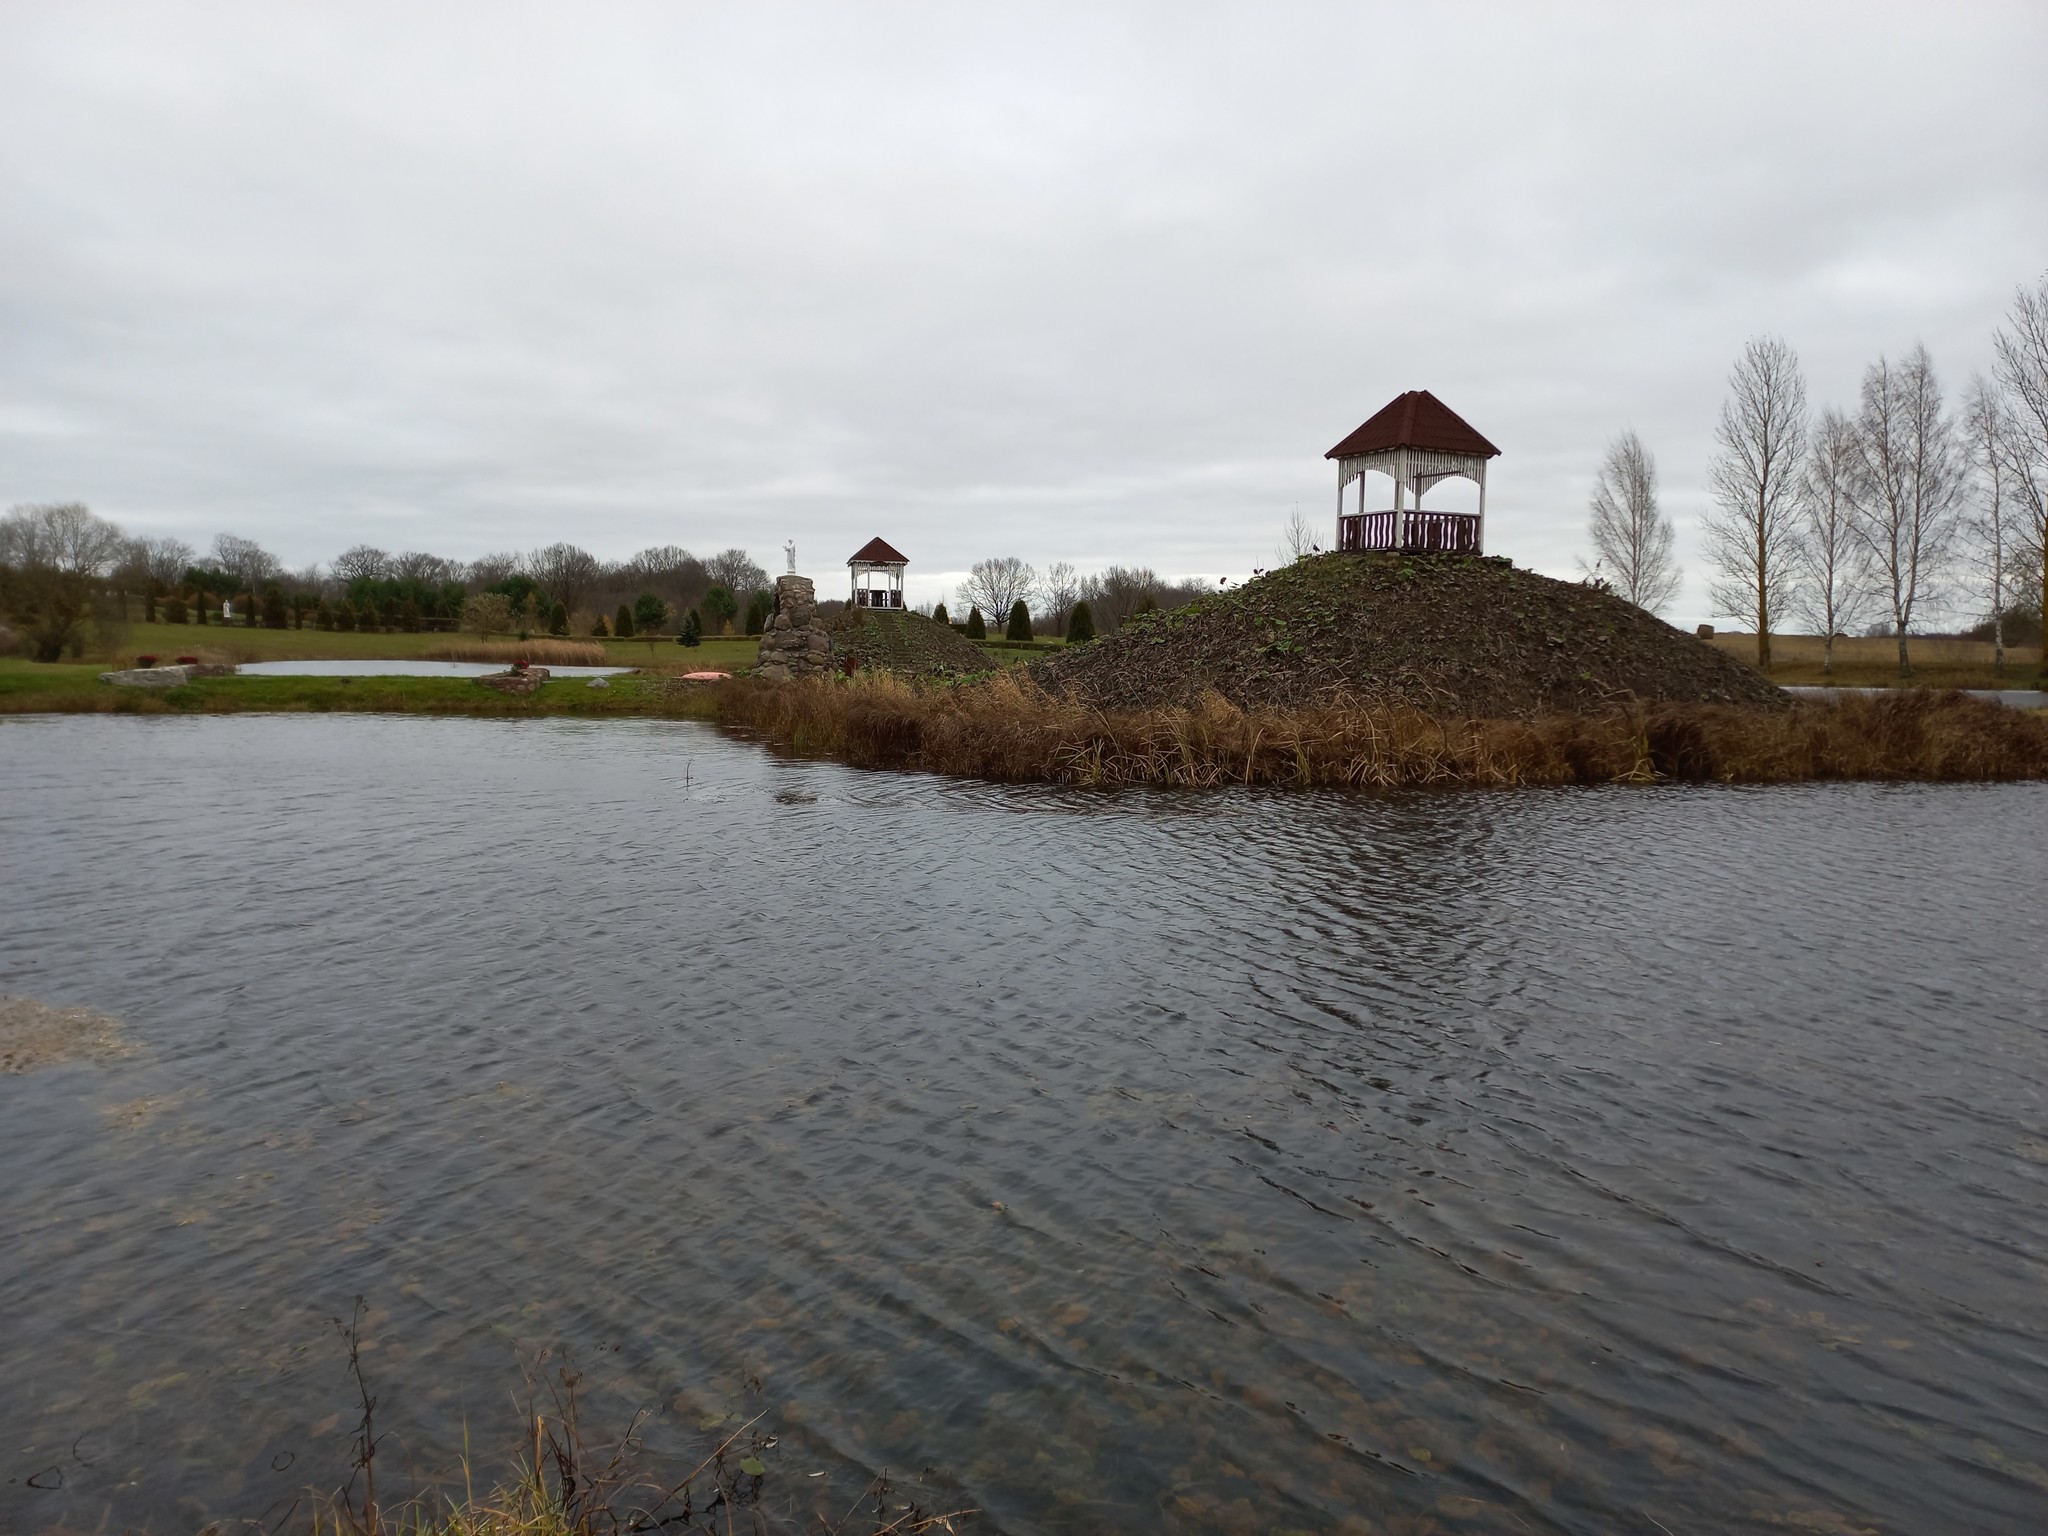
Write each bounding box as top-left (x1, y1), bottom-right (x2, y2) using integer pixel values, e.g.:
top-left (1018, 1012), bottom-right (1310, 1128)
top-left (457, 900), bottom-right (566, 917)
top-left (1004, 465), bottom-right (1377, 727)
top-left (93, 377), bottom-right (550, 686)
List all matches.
top-left (2, 715), bottom-right (2045, 1536)
top-left (236, 659), bottom-right (631, 678)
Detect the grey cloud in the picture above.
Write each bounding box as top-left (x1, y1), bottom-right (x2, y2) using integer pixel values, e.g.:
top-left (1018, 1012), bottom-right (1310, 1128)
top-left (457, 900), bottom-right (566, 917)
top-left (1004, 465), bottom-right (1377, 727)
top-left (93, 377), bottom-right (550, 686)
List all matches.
top-left (3, 2), bottom-right (2043, 621)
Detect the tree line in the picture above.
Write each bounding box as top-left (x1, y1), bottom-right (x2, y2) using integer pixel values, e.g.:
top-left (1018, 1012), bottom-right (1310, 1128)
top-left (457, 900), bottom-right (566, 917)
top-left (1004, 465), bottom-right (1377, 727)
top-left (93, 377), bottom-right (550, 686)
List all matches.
top-left (1584, 273), bottom-right (2048, 678)
top-left (0, 528), bottom-right (779, 660)
top-left (945, 557), bottom-right (1216, 641)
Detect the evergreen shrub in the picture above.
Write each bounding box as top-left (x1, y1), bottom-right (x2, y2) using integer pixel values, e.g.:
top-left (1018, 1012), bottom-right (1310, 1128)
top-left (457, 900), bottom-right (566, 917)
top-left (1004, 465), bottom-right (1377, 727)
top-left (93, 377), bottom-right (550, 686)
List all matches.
top-left (1066, 601), bottom-right (1095, 644)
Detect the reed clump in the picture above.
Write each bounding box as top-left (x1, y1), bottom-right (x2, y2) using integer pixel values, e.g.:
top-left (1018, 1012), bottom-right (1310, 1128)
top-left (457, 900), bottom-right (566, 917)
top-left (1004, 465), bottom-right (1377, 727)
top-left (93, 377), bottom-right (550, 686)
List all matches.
top-left (423, 640), bottom-right (608, 666)
top-left (304, 1308), bottom-right (970, 1536)
top-left (712, 674), bottom-right (2048, 788)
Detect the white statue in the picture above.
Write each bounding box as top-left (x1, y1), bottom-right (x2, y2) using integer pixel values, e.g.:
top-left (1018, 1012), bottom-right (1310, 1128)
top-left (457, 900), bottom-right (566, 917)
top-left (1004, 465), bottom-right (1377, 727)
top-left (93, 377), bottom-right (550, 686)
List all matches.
top-left (223, 599), bottom-right (233, 620)
top-left (784, 539), bottom-right (797, 574)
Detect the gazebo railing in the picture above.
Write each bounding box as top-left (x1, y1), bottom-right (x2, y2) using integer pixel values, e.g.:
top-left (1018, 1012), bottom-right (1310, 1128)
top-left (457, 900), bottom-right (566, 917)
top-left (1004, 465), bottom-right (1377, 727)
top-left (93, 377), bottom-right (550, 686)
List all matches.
top-left (1338, 511), bottom-right (1480, 555)
top-left (853, 589), bottom-right (905, 609)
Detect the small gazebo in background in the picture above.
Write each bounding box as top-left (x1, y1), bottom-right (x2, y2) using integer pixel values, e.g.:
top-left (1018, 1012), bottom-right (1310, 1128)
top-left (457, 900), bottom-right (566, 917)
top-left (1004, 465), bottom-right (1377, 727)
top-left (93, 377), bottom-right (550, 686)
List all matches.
top-left (848, 537), bottom-right (908, 609)
top-left (1326, 390), bottom-right (1500, 554)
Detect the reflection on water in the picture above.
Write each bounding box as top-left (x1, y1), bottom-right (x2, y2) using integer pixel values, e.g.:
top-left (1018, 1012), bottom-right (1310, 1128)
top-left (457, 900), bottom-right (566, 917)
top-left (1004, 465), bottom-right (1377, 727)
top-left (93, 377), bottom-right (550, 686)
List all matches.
top-left (2, 714), bottom-right (2045, 1535)
top-left (236, 659), bottom-right (631, 677)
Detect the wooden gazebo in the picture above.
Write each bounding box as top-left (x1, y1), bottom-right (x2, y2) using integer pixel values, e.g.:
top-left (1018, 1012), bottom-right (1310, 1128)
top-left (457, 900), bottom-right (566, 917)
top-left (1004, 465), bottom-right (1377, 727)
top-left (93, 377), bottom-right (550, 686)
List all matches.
top-left (848, 537), bottom-right (908, 609)
top-left (1327, 391), bottom-right (1500, 554)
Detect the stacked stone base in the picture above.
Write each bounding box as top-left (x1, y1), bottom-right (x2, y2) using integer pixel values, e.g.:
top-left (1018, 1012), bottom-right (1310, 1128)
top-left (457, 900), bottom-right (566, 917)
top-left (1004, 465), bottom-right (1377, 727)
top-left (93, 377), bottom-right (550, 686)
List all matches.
top-left (755, 575), bottom-right (837, 681)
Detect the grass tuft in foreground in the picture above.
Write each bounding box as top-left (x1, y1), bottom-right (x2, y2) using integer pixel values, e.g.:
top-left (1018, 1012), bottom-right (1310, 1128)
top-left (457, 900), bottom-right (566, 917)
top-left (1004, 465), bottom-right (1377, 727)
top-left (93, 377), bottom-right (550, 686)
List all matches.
top-left (711, 672), bottom-right (2048, 787)
top-left (295, 1305), bottom-right (970, 1536)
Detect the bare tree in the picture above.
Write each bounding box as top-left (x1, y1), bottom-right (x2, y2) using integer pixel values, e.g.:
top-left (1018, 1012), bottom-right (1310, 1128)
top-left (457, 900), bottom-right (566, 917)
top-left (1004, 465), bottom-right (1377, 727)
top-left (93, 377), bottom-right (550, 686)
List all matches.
top-left (527, 542), bottom-right (602, 613)
top-left (1587, 429), bottom-right (1680, 613)
top-left (958, 557), bottom-right (1036, 624)
top-left (1279, 506), bottom-right (1319, 563)
top-left (1961, 375), bottom-right (2019, 674)
top-left (1992, 273), bottom-right (2048, 680)
top-left (704, 548), bottom-right (769, 602)
top-left (1034, 560), bottom-right (1081, 631)
top-left (1848, 345), bottom-right (1961, 677)
top-left (391, 550), bottom-right (459, 585)
top-left (1790, 408), bottom-right (1869, 678)
top-left (1704, 336), bottom-right (1807, 667)
top-left (128, 535), bottom-right (196, 591)
top-left (465, 550), bottom-right (523, 589)
top-left (0, 502), bottom-right (129, 660)
top-left (210, 533), bottom-right (281, 618)
top-left (332, 544), bottom-right (392, 584)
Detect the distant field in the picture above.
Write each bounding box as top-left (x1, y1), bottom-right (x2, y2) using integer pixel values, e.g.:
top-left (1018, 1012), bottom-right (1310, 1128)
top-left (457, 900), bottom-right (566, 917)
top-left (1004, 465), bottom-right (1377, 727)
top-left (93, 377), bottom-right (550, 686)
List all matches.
top-left (1710, 632), bottom-right (2043, 688)
top-left (91, 620), bottom-right (762, 673)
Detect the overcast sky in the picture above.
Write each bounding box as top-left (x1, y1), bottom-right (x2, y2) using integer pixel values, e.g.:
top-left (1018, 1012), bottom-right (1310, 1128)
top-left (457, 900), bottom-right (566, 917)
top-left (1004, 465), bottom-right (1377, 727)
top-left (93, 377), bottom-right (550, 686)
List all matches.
top-left (4, 3), bottom-right (2044, 621)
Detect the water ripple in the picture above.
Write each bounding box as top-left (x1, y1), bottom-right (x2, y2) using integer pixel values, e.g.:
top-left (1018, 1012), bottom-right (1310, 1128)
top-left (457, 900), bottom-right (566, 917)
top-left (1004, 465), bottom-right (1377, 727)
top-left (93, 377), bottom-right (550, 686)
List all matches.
top-left (2, 715), bottom-right (2046, 1533)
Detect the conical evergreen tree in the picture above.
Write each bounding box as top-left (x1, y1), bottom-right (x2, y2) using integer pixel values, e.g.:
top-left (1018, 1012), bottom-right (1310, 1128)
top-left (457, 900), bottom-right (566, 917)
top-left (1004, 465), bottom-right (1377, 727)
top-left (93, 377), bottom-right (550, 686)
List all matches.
top-left (1065, 601), bottom-right (1095, 643)
top-left (965, 606), bottom-right (986, 639)
top-left (615, 603), bottom-right (635, 638)
top-left (548, 601), bottom-right (568, 635)
top-left (679, 609), bottom-right (702, 647)
top-left (1006, 599), bottom-right (1032, 642)
top-left (931, 602), bottom-right (949, 627)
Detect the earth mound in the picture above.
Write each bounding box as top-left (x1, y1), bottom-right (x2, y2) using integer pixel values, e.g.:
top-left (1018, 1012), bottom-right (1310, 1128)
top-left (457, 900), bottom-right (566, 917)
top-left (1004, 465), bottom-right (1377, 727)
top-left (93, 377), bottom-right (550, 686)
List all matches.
top-left (1030, 553), bottom-right (1784, 716)
top-left (829, 608), bottom-right (993, 678)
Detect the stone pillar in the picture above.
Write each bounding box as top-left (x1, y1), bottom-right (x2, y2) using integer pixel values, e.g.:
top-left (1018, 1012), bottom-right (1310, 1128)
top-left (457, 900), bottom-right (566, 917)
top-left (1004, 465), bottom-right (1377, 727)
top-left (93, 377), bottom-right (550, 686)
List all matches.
top-left (754, 574), bottom-right (836, 681)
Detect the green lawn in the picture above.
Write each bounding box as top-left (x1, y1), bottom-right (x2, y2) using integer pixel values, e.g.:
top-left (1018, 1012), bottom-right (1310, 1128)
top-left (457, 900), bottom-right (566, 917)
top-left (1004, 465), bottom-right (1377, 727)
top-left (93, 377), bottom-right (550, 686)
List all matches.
top-left (76, 620), bottom-right (759, 672)
top-left (0, 658), bottom-right (722, 720)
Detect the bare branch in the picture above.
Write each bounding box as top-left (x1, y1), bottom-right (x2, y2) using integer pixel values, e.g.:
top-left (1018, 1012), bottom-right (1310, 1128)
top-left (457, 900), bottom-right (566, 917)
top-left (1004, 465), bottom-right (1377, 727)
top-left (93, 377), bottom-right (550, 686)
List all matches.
top-left (1587, 429), bottom-right (1680, 613)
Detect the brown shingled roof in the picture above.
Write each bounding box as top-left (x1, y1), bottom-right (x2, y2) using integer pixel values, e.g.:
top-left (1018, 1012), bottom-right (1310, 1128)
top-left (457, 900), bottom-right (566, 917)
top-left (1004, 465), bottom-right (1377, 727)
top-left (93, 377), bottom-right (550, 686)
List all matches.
top-left (848, 536), bottom-right (908, 565)
top-left (1326, 391), bottom-right (1500, 460)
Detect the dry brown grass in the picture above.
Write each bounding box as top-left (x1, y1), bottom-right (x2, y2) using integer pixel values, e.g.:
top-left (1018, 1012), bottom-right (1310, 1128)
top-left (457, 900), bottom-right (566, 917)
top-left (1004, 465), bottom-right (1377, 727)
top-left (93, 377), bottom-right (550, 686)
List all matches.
top-left (422, 640), bottom-right (608, 666)
top-left (712, 673), bottom-right (2048, 788)
top-left (1710, 631), bottom-right (2045, 687)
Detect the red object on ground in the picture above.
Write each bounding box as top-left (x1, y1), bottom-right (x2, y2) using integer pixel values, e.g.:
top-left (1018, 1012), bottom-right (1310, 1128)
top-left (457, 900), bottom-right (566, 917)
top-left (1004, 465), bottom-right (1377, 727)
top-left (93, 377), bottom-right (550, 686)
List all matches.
top-left (136, 655), bottom-right (159, 667)
top-left (175, 655), bottom-right (200, 665)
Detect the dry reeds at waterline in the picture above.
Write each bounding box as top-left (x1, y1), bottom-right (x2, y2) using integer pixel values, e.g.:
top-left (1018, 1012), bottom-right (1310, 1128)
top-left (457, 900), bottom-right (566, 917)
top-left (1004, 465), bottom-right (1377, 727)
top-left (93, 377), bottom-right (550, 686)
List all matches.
top-left (711, 674), bottom-right (2048, 788)
top-left (423, 639), bottom-right (609, 666)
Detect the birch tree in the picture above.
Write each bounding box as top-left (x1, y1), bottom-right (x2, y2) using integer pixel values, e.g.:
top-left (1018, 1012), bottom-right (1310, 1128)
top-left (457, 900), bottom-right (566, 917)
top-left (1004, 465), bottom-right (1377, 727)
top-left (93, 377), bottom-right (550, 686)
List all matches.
top-left (1704, 336), bottom-right (1807, 668)
top-left (1279, 506), bottom-right (1319, 562)
top-left (1961, 376), bottom-right (2017, 674)
top-left (1790, 408), bottom-right (1868, 679)
top-left (1991, 274), bottom-right (2048, 682)
top-left (1848, 345), bottom-right (1961, 677)
top-left (1587, 429), bottom-right (1680, 613)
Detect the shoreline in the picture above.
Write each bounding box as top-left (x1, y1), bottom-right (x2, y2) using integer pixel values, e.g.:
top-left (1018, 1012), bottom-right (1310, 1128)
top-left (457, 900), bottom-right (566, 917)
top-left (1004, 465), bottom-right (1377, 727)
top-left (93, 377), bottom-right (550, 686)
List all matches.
top-left (4, 662), bottom-right (2045, 787)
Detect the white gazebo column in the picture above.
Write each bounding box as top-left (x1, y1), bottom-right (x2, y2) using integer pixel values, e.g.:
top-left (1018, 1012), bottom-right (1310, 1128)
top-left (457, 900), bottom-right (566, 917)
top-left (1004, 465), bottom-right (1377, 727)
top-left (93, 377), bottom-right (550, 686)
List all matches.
top-left (1477, 462), bottom-right (1487, 553)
